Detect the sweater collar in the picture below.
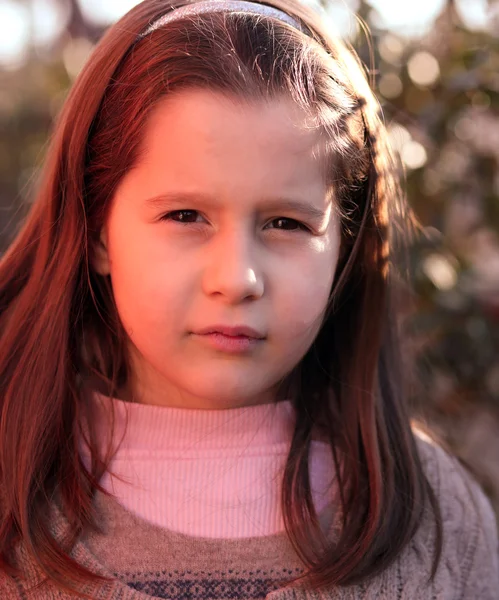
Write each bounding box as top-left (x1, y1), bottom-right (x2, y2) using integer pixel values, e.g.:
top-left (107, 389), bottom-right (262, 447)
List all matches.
top-left (87, 392), bottom-right (297, 453)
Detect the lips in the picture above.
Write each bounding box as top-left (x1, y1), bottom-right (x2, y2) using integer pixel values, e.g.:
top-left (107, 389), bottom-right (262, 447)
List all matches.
top-left (194, 324), bottom-right (265, 339)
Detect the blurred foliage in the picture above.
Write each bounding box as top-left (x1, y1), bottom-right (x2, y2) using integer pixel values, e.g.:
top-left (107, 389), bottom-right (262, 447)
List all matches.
top-left (1, 0), bottom-right (498, 500)
top-left (357, 1), bottom-right (499, 418)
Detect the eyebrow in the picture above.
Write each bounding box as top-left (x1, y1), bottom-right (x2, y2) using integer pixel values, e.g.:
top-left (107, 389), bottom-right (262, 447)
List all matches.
top-left (144, 192), bottom-right (328, 222)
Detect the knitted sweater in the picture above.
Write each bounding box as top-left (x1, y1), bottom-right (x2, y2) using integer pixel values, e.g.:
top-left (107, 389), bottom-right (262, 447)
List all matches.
top-left (2, 394), bottom-right (498, 599)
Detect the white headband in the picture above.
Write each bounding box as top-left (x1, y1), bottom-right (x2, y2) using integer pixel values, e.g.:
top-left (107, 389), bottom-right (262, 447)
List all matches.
top-left (137, 0), bottom-right (310, 39)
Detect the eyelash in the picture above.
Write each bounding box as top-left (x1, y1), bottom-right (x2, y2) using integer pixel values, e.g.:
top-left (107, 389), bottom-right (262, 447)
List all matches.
top-left (159, 210), bottom-right (310, 233)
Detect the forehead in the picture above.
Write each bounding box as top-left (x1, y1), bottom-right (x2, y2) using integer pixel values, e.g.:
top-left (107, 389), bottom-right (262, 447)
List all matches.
top-left (134, 88), bottom-right (328, 192)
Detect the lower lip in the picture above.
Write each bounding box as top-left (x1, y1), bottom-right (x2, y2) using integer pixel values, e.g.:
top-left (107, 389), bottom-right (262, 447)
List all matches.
top-left (194, 332), bottom-right (262, 353)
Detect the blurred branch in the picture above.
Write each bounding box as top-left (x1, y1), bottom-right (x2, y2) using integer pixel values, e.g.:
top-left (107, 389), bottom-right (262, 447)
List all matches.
top-left (57, 0), bottom-right (105, 45)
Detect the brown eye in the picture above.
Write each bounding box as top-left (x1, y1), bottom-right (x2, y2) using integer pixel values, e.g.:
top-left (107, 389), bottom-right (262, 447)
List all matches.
top-left (267, 217), bottom-right (308, 232)
top-left (160, 209), bottom-right (200, 224)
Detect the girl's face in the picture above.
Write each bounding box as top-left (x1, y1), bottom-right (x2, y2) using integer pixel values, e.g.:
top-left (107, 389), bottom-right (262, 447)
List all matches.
top-left (94, 88), bottom-right (341, 408)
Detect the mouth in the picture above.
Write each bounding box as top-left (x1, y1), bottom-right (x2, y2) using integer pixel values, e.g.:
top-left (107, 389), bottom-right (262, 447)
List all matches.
top-left (194, 325), bottom-right (266, 340)
top-left (193, 331), bottom-right (264, 353)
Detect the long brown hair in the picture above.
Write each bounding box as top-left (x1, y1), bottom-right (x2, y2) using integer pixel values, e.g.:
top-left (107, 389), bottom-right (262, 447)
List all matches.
top-left (0, 0), bottom-right (442, 597)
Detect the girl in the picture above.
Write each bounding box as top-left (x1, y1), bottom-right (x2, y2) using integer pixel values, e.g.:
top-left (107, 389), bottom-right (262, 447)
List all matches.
top-left (0, 0), bottom-right (497, 598)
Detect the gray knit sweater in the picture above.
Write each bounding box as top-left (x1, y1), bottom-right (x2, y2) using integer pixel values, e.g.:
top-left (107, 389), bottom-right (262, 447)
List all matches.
top-left (2, 436), bottom-right (498, 599)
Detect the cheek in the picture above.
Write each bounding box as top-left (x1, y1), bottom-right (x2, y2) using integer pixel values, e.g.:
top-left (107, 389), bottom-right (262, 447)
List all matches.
top-left (274, 258), bottom-right (336, 345)
top-left (110, 265), bottom-right (181, 338)
top-left (106, 231), bottom-right (178, 335)
top-left (277, 286), bottom-right (331, 343)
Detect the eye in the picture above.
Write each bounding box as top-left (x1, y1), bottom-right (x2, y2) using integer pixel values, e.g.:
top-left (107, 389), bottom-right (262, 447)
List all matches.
top-left (160, 210), bottom-right (310, 232)
top-left (160, 209), bottom-right (200, 224)
top-left (269, 217), bottom-right (309, 232)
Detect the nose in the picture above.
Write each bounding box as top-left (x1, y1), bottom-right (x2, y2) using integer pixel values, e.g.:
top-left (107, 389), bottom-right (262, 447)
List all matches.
top-left (201, 227), bottom-right (264, 303)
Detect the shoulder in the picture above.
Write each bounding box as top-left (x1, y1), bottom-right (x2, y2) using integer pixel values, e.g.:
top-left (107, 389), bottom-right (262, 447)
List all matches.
top-left (414, 429), bottom-right (496, 538)
top-left (411, 429), bottom-right (499, 599)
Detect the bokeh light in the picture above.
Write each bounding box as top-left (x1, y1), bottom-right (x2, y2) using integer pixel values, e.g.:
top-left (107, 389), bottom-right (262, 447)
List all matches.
top-left (0, 1), bottom-right (29, 69)
top-left (407, 51), bottom-right (440, 87)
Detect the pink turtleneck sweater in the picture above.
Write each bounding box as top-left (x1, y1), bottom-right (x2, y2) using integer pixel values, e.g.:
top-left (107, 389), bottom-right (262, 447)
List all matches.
top-left (78, 392), bottom-right (337, 539)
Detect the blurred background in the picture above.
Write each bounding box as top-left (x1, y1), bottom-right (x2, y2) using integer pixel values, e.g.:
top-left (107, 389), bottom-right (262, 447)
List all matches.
top-left (1, 0), bottom-right (498, 516)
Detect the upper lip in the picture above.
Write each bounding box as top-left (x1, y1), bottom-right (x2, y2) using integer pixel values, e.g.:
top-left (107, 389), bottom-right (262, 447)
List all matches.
top-left (195, 324), bottom-right (266, 339)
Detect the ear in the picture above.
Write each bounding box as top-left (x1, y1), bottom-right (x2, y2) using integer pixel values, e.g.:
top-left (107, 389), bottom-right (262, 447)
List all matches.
top-left (92, 227), bottom-right (111, 276)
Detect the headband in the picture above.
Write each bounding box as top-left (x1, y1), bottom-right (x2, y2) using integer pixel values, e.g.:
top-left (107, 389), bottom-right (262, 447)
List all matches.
top-left (137, 0), bottom-right (311, 40)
